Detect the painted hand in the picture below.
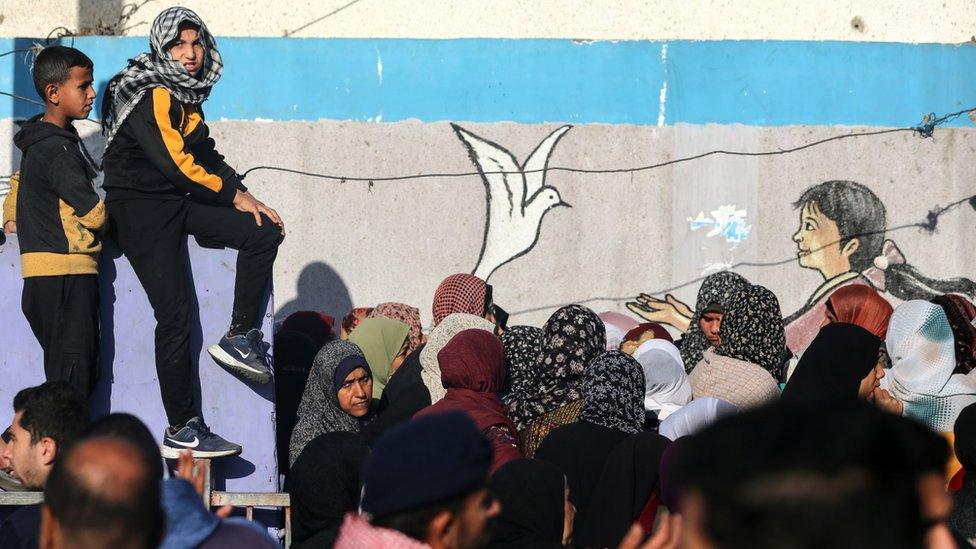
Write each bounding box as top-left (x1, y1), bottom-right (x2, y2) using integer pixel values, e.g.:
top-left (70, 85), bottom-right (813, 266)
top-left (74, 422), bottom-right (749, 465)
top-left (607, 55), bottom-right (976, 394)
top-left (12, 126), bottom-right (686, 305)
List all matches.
top-left (626, 293), bottom-right (693, 332)
top-left (233, 190), bottom-right (285, 237)
top-left (3, 220), bottom-right (15, 234)
top-left (617, 514), bottom-right (683, 549)
top-left (872, 388), bottom-right (904, 416)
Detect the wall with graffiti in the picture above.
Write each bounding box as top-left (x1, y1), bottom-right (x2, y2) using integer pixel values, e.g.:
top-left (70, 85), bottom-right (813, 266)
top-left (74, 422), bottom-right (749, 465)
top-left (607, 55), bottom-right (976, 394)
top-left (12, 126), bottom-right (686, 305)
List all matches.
top-left (2, 37), bottom-right (975, 343)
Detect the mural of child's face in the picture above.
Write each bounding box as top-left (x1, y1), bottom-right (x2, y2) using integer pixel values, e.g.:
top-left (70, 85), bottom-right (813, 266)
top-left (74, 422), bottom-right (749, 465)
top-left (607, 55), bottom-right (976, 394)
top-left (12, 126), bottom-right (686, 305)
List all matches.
top-left (792, 201), bottom-right (858, 279)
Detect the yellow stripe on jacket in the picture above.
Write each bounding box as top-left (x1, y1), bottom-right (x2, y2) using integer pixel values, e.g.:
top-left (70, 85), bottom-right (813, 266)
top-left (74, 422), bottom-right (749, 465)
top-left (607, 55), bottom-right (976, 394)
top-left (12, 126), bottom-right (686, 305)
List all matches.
top-left (2, 171), bottom-right (19, 226)
top-left (152, 87), bottom-right (223, 193)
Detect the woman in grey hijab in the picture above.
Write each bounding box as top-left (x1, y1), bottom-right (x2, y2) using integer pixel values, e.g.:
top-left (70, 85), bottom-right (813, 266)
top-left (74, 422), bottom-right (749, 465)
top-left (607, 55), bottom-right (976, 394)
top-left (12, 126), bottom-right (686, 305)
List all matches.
top-left (289, 340), bottom-right (372, 466)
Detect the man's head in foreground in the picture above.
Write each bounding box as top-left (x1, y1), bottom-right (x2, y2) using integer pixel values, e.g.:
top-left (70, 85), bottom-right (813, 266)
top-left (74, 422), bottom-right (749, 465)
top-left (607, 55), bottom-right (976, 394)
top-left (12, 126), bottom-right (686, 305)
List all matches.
top-left (1, 382), bottom-right (88, 489)
top-left (675, 399), bottom-right (946, 549)
top-left (40, 436), bottom-right (164, 549)
top-left (361, 411), bottom-right (499, 549)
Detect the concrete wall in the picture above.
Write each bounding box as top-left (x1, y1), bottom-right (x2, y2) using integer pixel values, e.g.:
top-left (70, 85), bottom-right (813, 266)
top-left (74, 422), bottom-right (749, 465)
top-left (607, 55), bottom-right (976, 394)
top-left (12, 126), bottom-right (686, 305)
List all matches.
top-left (1, 1), bottom-right (975, 489)
top-left (0, 239), bottom-right (278, 492)
top-left (2, 35), bottom-right (973, 326)
top-left (2, 1), bottom-right (975, 42)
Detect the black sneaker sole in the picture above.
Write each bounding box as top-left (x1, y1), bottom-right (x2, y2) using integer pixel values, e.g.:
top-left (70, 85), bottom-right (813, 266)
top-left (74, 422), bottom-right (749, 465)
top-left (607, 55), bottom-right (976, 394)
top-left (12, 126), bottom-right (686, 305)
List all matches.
top-left (160, 444), bottom-right (243, 459)
top-left (208, 345), bottom-right (272, 384)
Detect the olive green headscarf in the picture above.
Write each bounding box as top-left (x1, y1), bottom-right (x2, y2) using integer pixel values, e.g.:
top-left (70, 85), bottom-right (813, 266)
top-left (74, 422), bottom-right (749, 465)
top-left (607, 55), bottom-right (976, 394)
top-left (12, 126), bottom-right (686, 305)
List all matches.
top-left (348, 317), bottom-right (410, 398)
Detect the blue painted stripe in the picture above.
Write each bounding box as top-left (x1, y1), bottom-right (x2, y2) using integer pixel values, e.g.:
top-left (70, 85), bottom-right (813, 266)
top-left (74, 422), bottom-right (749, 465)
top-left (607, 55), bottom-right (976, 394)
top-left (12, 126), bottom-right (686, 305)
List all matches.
top-left (2, 37), bottom-right (974, 126)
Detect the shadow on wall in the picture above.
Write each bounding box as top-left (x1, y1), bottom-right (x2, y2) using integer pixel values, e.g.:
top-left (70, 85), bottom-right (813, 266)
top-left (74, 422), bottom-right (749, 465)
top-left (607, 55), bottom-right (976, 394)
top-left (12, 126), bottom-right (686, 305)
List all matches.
top-left (275, 261), bottom-right (353, 323)
top-left (88, 241), bottom-right (122, 417)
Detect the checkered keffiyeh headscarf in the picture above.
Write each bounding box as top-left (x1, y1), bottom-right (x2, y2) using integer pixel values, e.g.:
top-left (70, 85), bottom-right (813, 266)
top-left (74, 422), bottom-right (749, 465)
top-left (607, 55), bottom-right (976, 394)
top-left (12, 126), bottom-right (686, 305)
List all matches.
top-left (102, 6), bottom-right (223, 149)
top-left (432, 274), bottom-right (489, 326)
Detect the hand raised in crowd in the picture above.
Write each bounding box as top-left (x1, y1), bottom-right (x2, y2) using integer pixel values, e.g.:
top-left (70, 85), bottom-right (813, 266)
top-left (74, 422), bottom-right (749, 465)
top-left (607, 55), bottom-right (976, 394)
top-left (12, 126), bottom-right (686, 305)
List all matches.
top-left (176, 449), bottom-right (233, 519)
top-left (872, 387), bottom-right (905, 416)
top-left (627, 293), bottom-right (693, 332)
top-left (3, 220), bottom-right (15, 234)
top-left (618, 515), bottom-right (683, 549)
top-left (233, 189), bottom-right (285, 237)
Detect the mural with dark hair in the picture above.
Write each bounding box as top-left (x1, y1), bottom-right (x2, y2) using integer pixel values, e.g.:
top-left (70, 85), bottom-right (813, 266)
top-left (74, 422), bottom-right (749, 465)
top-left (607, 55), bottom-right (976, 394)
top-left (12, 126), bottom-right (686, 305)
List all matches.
top-left (628, 178), bottom-right (976, 354)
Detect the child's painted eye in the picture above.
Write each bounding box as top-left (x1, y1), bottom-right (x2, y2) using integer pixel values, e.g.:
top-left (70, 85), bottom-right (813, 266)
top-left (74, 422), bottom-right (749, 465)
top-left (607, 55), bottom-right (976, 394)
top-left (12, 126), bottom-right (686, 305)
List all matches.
top-left (805, 222), bottom-right (814, 230)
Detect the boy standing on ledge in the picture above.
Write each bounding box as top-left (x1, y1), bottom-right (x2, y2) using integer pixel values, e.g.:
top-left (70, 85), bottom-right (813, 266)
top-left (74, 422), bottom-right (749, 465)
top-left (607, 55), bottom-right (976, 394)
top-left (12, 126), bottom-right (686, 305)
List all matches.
top-left (9, 46), bottom-right (104, 398)
top-left (101, 7), bottom-right (284, 458)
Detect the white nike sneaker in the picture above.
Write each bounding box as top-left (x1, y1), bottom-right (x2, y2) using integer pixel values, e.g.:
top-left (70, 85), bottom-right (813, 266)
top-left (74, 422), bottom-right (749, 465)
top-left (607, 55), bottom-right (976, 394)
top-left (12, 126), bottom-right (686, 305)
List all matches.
top-left (160, 417), bottom-right (243, 459)
top-left (208, 329), bottom-right (272, 384)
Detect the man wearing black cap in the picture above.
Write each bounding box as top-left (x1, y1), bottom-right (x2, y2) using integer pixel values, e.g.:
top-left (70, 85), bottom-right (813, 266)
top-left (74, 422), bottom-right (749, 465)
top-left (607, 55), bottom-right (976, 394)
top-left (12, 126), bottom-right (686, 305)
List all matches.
top-left (335, 411), bottom-right (500, 549)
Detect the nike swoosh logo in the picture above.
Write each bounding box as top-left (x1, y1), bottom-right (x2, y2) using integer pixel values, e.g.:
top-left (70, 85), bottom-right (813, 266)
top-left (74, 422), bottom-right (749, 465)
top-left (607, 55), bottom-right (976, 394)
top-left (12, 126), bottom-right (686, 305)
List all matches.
top-left (236, 348), bottom-right (250, 359)
top-left (167, 436), bottom-right (200, 448)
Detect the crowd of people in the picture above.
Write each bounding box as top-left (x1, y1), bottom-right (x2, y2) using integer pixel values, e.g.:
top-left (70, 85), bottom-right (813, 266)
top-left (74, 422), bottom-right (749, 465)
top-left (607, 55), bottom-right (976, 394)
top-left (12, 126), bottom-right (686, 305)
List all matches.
top-left (265, 269), bottom-right (976, 549)
top-left (6, 268), bottom-right (976, 548)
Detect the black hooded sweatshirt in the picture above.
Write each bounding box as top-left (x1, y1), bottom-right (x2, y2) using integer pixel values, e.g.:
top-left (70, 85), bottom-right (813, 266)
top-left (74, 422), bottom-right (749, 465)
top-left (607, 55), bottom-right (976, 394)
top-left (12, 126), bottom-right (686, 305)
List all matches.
top-left (10, 115), bottom-right (105, 278)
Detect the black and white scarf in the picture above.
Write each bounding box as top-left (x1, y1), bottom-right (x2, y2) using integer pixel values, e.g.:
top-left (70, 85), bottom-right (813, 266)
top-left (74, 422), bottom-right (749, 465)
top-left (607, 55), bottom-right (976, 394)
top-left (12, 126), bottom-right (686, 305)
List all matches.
top-left (507, 305), bottom-right (606, 428)
top-left (715, 283), bottom-right (787, 380)
top-left (102, 6), bottom-right (223, 149)
top-left (579, 351), bottom-right (645, 435)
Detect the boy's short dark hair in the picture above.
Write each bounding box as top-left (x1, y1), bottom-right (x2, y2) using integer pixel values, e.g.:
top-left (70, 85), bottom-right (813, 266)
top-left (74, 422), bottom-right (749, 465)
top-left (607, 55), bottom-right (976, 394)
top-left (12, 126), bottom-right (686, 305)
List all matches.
top-left (13, 381), bottom-right (89, 449)
top-left (32, 45), bottom-right (94, 100)
top-left (792, 180), bottom-right (886, 272)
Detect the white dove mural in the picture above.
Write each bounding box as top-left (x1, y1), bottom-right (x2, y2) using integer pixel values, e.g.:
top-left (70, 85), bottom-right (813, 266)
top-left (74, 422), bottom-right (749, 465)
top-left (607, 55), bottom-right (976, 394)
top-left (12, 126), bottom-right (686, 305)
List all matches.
top-left (451, 124), bottom-right (573, 281)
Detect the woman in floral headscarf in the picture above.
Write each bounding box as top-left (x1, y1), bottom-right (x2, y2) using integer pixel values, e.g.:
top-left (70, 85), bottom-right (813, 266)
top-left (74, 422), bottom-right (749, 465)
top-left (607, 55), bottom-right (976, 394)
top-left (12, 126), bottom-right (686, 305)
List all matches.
top-left (511, 305), bottom-right (606, 458)
top-left (632, 272), bottom-right (750, 373)
top-left (535, 351), bottom-right (646, 534)
top-left (508, 305), bottom-right (605, 428)
top-left (499, 325), bottom-right (543, 406)
top-left (715, 284), bottom-right (788, 381)
top-left (688, 284), bottom-right (785, 409)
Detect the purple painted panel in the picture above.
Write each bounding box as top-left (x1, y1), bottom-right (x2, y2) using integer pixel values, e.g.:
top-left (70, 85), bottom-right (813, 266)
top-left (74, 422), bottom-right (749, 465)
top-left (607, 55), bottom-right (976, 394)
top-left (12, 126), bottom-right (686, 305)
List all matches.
top-left (0, 236), bottom-right (278, 492)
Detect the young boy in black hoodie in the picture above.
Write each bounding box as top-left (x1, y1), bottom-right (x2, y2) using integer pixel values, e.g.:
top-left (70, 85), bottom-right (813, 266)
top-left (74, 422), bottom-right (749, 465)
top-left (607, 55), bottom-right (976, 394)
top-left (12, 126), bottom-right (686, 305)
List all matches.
top-left (10, 46), bottom-right (104, 398)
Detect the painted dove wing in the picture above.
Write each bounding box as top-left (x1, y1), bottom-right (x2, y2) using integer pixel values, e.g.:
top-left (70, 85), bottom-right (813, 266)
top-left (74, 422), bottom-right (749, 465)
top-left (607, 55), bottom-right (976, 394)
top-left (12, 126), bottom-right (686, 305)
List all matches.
top-left (451, 123), bottom-right (525, 218)
top-left (521, 125), bottom-right (572, 210)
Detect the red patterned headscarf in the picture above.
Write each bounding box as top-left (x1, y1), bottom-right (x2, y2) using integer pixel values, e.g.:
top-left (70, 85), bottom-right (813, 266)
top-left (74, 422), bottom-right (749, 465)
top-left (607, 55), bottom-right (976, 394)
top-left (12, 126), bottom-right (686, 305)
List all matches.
top-left (826, 285), bottom-right (893, 339)
top-left (340, 307), bottom-right (373, 338)
top-left (432, 274), bottom-right (489, 326)
top-left (368, 302), bottom-right (425, 355)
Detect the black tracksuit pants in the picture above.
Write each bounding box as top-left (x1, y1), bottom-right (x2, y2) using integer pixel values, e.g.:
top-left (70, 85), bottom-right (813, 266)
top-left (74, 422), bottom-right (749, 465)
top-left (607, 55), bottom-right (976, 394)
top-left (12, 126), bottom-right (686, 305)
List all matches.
top-left (108, 197), bottom-right (282, 428)
top-left (21, 274), bottom-right (100, 397)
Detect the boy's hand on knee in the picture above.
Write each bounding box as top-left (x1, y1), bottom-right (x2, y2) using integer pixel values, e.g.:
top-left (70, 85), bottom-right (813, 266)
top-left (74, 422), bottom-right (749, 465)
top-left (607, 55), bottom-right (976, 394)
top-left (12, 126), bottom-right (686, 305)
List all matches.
top-left (233, 190), bottom-right (285, 237)
top-left (3, 220), bottom-right (15, 234)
